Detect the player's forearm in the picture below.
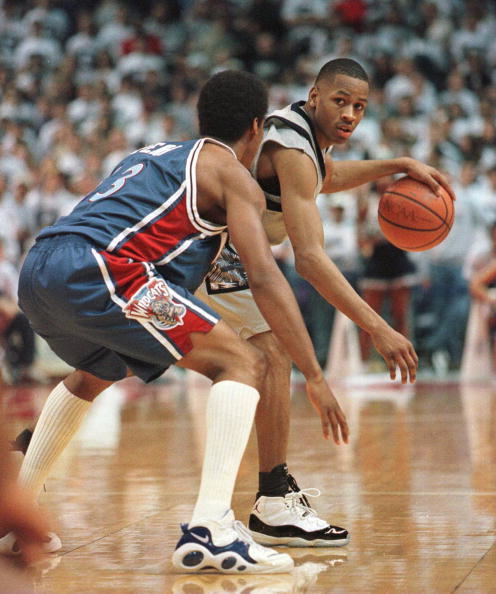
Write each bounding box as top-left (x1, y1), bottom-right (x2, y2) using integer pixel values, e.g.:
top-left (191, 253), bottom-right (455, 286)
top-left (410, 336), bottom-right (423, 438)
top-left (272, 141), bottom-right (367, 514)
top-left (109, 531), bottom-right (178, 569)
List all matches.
top-left (295, 249), bottom-right (388, 335)
top-left (249, 269), bottom-right (323, 380)
top-left (322, 157), bottom-right (411, 193)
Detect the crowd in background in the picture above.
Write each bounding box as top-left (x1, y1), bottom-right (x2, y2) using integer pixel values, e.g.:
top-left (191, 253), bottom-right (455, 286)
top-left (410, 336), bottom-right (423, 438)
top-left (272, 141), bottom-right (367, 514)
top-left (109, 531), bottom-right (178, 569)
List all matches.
top-left (1, 0), bottom-right (496, 381)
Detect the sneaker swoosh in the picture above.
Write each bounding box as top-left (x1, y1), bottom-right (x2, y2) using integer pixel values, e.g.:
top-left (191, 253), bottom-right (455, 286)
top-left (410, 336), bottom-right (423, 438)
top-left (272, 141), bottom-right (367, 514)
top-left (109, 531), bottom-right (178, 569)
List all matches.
top-left (192, 533), bottom-right (211, 545)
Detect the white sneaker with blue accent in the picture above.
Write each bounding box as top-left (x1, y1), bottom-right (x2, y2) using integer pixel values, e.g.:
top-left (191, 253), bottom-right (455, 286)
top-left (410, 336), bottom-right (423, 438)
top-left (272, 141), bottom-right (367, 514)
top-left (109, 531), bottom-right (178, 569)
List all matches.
top-left (172, 510), bottom-right (294, 574)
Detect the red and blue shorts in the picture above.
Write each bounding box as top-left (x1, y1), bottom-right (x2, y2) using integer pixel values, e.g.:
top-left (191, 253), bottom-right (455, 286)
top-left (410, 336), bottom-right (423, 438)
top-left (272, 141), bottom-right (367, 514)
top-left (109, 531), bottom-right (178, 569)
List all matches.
top-left (18, 234), bottom-right (220, 382)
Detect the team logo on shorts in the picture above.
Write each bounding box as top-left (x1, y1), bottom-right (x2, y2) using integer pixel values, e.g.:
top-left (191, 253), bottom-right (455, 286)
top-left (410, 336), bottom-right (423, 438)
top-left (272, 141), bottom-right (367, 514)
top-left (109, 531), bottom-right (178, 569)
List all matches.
top-left (123, 278), bottom-right (186, 330)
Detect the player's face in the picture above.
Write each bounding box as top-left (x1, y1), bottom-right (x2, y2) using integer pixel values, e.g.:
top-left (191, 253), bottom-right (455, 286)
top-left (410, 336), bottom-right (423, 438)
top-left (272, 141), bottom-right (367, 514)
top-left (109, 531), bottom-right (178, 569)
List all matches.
top-left (308, 74), bottom-right (368, 147)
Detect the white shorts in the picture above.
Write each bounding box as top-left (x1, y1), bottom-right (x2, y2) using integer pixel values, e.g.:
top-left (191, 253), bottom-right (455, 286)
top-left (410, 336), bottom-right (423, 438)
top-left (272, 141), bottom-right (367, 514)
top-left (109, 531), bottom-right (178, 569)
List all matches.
top-left (195, 283), bottom-right (270, 340)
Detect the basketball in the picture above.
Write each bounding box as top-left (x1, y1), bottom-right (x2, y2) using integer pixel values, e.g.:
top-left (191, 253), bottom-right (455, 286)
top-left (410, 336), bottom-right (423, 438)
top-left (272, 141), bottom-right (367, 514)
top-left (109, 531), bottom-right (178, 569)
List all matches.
top-left (378, 176), bottom-right (455, 252)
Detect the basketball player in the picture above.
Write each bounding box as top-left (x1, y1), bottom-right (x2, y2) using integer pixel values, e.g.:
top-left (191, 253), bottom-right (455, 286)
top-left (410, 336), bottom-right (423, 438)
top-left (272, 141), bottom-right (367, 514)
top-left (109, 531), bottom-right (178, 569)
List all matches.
top-left (0, 71), bottom-right (349, 574)
top-left (197, 58), bottom-right (454, 547)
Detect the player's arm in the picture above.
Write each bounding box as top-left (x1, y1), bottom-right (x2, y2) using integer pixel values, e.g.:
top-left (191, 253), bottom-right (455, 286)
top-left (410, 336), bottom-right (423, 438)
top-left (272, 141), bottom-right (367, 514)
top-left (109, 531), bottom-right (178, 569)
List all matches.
top-left (322, 155), bottom-right (455, 201)
top-left (272, 146), bottom-right (418, 383)
top-left (224, 163), bottom-right (348, 444)
top-left (470, 260), bottom-right (496, 304)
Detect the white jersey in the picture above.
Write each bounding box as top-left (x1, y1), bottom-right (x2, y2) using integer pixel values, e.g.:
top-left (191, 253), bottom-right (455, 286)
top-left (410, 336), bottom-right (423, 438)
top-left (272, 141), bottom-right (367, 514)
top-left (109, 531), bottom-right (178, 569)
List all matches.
top-left (197, 101), bottom-right (330, 336)
top-left (253, 101), bottom-right (331, 245)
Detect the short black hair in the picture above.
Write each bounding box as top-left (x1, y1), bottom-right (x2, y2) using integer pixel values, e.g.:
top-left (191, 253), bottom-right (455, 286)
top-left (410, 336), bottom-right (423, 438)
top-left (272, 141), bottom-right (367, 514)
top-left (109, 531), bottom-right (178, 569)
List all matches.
top-left (197, 70), bottom-right (268, 142)
top-left (316, 58), bottom-right (369, 85)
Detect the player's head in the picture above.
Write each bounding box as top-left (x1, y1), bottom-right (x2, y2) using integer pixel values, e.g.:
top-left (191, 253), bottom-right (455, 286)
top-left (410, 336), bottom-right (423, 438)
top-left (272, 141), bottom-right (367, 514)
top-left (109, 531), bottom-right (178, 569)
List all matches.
top-left (315, 58), bottom-right (369, 86)
top-left (307, 58), bottom-right (369, 147)
top-left (197, 70), bottom-right (268, 143)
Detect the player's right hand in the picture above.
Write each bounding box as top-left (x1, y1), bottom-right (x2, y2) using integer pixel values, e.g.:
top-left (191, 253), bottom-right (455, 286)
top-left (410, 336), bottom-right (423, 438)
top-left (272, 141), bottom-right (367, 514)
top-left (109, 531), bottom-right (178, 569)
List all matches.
top-left (305, 375), bottom-right (349, 444)
top-left (371, 326), bottom-right (418, 384)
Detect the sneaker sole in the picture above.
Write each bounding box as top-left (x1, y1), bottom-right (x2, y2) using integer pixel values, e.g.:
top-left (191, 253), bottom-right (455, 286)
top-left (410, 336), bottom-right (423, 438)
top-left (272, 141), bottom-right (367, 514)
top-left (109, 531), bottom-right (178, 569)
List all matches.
top-left (250, 532), bottom-right (350, 547)
top-left (172, 542), bottom-right (294, 574)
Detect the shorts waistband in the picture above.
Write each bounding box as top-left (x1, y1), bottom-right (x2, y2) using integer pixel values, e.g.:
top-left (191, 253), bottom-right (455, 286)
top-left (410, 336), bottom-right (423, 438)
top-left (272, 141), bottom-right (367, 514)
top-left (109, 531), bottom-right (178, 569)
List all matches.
top-left (35, 233), bottom-right (96, 250)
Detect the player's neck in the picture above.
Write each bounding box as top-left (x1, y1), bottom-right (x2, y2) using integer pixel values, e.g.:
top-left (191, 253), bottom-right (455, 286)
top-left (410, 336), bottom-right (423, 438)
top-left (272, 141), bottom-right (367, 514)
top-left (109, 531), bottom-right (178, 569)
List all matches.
top-left (301, 103), bottom-right (331, 150)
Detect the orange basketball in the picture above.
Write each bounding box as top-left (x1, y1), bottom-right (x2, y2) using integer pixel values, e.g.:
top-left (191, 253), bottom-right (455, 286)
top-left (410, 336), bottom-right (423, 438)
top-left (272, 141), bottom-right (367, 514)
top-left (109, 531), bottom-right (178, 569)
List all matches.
top-left (378, 176), bottom-right (455, 252)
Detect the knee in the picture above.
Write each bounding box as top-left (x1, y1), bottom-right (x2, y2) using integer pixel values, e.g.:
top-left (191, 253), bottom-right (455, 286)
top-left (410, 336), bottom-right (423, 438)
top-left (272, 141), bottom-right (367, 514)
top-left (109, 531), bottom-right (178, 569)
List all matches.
top-left (63, 369), bottom-right (114, 401)
top-left (243, 342), bottom-right (268, 389)
top-left (253, 333), bottom-right (291, 373)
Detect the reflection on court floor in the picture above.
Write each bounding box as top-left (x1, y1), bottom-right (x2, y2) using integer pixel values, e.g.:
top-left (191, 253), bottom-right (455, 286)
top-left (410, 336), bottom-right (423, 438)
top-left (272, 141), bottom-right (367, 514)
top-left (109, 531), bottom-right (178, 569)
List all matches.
top-left (2, 370), bottom-right (495, 592)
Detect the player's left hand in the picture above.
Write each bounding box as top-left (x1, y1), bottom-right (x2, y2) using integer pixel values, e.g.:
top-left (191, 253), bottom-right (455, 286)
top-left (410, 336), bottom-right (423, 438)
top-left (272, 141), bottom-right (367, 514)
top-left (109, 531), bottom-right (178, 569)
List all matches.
top-left (371, 324), bottom-right (418, 384)
top-left (402, 157), bottom-right (456, 202)
top-left (305, 375), bottom-right (349, 444)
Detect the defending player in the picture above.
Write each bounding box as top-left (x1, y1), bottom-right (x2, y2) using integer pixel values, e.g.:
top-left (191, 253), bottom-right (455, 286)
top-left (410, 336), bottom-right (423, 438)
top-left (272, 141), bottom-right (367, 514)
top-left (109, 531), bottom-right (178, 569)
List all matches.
top-left (197, 59), bottom-right (454, 546)
top-left (0, 71), bottom-right (349, 574)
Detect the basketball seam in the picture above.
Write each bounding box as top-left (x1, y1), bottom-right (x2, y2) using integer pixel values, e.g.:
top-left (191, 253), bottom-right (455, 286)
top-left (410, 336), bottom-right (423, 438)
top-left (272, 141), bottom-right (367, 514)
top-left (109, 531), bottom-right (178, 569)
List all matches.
top-left (384, 224), bottom-right (451, 251)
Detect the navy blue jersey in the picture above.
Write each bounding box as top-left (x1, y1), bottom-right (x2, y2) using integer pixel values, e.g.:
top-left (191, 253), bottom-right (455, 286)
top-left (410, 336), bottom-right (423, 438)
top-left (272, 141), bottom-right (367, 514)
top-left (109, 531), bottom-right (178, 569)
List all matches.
top-left (38, 138), bottom-right (227, 292)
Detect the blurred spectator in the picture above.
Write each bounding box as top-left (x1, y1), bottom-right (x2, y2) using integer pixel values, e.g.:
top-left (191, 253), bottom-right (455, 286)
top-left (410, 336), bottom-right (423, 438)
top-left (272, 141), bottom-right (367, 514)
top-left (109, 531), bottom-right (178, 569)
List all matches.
top-left (384, 58), bottom-right (419, 107)
top-left (450, 11), bottom-right (490, 62)
top-left (14, 19), bottom-right (61, 70)
top-left (116, 35), bottom-right (165, 82)
top-left (111, 75), bottom-right (144, 128)
top-left (479, 165), bottom-right (496, 218)
top-left (95, 3), bottom-right (133, 60)
top-left (251, 32), bottom-right (283, 81)
top-left (67, 83), bottom-right (100, 128)
top-left (421, 164), bottom-right (487, 371)
top-left (66, 10), bottom-right (99, 72)
top-left (143, 2), bottom-right (186, 54)
top-left (0, 238), bottom-right (35, 384)
top-left (468, 223), bottom-right (496, 365)
top-left (25, 163), bottom-right (78, 231)
top-left (22, 0), bottom-right (70, 42)
top-left (440, 71), bottom-right (480, 116)
top-left (281, 0), bottom-right (329, 57)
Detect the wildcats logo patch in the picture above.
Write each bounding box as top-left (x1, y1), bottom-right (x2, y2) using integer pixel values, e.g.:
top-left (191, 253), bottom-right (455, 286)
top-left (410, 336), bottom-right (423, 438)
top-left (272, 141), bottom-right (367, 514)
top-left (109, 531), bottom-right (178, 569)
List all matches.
top-left (123, 278), bottom-right (186, 330)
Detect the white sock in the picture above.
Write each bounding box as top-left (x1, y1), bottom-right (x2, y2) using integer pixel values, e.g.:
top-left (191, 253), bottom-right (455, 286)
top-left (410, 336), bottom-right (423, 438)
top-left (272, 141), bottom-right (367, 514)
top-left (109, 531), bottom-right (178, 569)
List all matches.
top-left (19, 381), bottom-right (92, 498)
top-left (191, 380), bottom-right (260, 524)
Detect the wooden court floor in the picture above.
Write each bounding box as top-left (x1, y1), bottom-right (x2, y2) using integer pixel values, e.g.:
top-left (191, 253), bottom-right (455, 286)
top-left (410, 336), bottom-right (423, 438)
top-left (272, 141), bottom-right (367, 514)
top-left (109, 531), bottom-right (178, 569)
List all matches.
top-left (2, 370), bottom-right (495, 593)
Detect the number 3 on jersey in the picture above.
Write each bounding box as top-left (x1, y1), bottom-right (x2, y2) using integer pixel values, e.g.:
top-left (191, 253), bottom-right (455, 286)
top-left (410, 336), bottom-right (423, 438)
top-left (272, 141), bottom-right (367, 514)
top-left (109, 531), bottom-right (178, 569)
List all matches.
top-left (88, 143), bottom-right (179, 202)
top-left (89, 163), bottom-right (145, 202)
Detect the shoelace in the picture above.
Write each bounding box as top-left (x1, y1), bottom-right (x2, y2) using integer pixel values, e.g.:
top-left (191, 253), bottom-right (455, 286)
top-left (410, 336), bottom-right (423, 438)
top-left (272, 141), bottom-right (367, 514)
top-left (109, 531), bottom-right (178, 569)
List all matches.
top-left (284, 488), bottom-right (321, 518)
top-left (287, 473), bottom-right (311, 507)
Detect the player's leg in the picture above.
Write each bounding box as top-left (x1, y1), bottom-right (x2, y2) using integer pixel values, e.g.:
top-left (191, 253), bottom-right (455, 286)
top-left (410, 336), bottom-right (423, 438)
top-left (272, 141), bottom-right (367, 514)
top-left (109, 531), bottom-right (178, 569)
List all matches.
top-left (195, 286), bottom-right (349, 548)
top-left (172, 321), bottom-right (293, 573)
top-left (250, 332), bottom-right (291, 474)
top-left (246, 331), bottom-right (349, 548)
top-left (19, 370), bottom-right (114, 497)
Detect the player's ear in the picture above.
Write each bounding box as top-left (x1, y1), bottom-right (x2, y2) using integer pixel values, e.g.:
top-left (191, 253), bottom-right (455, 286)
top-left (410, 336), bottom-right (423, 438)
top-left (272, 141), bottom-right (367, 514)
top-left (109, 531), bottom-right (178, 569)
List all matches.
top-left (308, 85), bottom-right (318, 108)
top-left (251, 117), bottom-right (264, 137)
